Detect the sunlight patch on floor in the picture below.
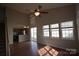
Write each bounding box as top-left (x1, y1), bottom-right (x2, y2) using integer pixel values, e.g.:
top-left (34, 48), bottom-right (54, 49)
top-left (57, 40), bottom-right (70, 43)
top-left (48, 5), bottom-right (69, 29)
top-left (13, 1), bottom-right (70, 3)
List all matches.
top-left (38, 46), bottom-right (59, 56)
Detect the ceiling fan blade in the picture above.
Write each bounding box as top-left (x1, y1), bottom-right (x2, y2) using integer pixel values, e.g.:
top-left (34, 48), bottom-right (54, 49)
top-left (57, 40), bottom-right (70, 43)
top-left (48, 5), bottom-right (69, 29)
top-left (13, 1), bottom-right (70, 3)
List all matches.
top-left (40, 11), bottom-right (48, 13)
top-left (34, 9), bottom-right (38, 12)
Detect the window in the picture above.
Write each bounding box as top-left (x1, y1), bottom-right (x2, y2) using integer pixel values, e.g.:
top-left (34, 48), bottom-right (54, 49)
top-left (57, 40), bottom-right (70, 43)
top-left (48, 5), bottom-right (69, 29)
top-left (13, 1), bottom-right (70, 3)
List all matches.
top-left (42, 21), bottom-right (74, 40)
top-left (50, 24), bottom-right (59, 38)
top-left (43, 25), bottom-right (49, 37)
top-left (61, 21), bottom-right (74, 40)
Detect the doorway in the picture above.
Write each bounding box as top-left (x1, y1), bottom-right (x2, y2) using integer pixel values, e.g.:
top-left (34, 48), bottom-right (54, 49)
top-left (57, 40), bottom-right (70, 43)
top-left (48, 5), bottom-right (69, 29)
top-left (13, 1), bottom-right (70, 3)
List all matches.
top-left (13, 29), bottom-right (23, 43)
top-left (30, 27), bottom-right (37, 42)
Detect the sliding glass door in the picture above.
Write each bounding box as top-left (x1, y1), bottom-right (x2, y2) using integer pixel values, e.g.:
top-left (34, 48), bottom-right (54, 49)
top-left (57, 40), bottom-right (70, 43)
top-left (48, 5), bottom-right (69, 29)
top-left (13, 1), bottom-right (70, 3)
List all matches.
top-left (31, 27), bottom-right (37, 41)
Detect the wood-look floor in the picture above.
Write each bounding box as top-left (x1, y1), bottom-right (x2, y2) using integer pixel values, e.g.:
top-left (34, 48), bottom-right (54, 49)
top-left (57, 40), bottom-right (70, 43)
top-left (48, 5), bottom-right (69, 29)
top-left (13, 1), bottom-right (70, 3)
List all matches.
top-left (10, 41), bottom-right (39, 56)
top-left (10, 41), bottom-right (79, 56)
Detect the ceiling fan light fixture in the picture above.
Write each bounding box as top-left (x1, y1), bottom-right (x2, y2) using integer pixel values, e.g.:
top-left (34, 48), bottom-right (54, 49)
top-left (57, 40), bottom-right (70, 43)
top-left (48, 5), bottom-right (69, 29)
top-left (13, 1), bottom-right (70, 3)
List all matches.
top-left (34, 11), bottom-right (40, 16)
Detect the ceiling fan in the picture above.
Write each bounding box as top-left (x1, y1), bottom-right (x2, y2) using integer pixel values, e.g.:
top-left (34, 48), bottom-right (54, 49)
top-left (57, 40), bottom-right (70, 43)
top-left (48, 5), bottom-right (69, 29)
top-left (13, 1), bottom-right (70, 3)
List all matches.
top-left (28, 5), bottom-right (48, 17)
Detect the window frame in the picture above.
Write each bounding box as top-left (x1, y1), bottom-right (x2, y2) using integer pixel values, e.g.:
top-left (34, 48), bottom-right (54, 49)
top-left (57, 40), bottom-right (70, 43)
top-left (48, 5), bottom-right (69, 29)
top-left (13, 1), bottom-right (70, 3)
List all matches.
top-left (43, 25), bottom-right (50, 37)
top-left (60, 21), bottom-right (74, 40)
top-left (50, 23), bottom-right (59, 38)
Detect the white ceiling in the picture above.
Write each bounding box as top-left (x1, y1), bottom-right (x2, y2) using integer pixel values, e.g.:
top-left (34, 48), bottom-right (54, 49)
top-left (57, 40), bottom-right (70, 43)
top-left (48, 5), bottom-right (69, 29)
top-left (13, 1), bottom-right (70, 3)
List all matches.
top-left (4, 3), bottom-right (72, 14)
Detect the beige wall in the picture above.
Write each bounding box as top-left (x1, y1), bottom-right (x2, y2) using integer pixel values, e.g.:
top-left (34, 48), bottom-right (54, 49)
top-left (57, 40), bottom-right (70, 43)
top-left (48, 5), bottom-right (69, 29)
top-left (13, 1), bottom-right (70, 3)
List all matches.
top-left (35, 5), bottom-right (78, 49)
top-left (76, 4), bottom-right (79, 51)
top-left (6, 8), bottom-right (29, 44)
